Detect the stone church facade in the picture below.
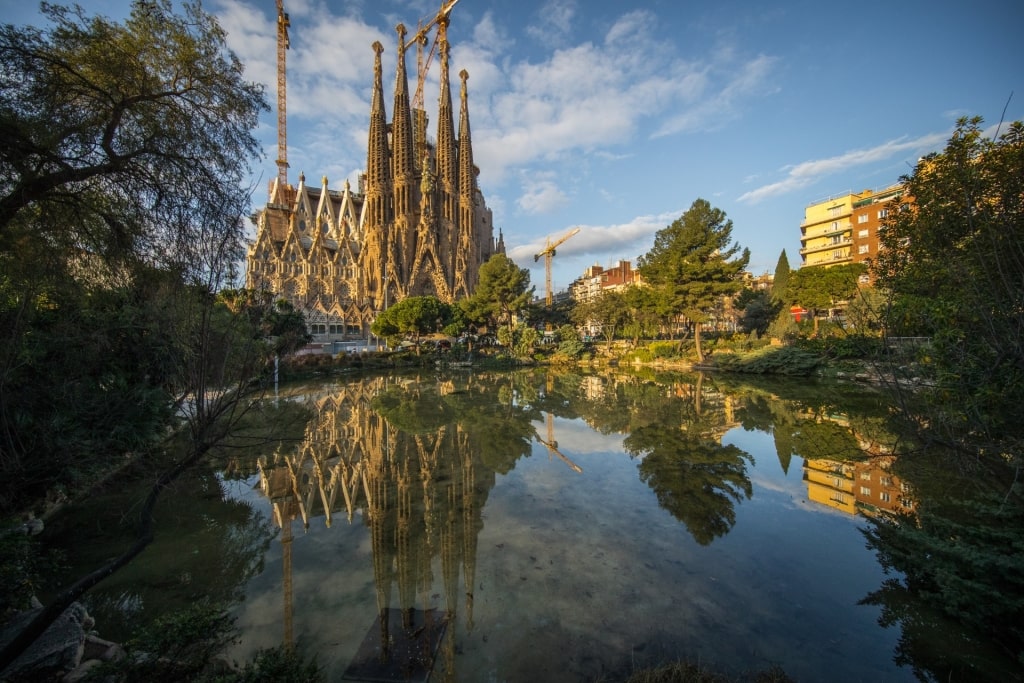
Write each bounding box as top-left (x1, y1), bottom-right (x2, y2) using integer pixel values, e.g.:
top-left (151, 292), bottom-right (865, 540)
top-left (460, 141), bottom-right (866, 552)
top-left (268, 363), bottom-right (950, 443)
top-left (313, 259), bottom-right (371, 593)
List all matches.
top-left (245, 27), bottom-right (504, 343)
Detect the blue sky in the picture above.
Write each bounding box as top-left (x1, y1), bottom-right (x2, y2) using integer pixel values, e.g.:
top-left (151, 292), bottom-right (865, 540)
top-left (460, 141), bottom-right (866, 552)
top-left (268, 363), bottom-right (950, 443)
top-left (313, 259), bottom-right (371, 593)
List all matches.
top-left (6, 0), bottom-right (1023, 292)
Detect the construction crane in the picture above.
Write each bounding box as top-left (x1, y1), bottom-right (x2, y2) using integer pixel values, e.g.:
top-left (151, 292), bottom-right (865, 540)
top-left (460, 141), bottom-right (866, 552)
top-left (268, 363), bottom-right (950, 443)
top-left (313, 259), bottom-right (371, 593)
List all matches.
top-left (537, 412), bottom-right (583, 474)
top-left (534, 227), bottom-right (580, 308)
top-left (402, 0), bottom-right (460, 111)
top-left (275, 0), bottom-right (291, 186)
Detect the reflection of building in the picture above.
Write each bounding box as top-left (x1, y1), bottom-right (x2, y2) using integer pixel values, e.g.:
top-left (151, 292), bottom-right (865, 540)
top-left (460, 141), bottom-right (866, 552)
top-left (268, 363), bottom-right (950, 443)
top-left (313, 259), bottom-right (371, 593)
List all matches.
top-left (254, 376), bottom-right (496, 678)
top-left (245, 23), bottom-right (504, 344)
top-left (803, 456), bottom-right (915, 518)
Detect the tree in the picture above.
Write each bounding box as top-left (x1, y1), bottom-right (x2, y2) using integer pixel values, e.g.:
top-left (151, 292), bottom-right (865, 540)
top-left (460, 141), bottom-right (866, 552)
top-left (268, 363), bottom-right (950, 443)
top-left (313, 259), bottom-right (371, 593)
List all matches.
top-left (637, 199), bottom-right (750, 361)
top-left (786, 263), bottom-right (866, 336)
top-left (0, 1), bottom-right (271, 669)
top-left (771, 250), bottom-right (792, 305)
top-left (371, 296), bottom-right (450, 353)
top-left (572, 289), bottom-right (629, 348)
top-left (620, 285), bottom-right (662, 347)
top-left (873, 116), bottom-right (1024, 450)
top-left (0, 1), bottom-right (266, 268)
top-left (466, 254), bottom-right (533, 332)
top-left (736, 288), bottom-right (776, 336)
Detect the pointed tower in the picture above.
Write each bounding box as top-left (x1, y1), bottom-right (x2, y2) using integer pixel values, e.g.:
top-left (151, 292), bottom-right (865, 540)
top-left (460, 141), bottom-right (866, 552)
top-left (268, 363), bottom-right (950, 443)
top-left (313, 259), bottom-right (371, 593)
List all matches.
top-left (434, 33), bottom-right (458, 286)
top-left (454, 68), bottom-right (476, 299)
top-left (362, 41), bottom-right (393, 310)
top-left (391, 24), bottom-right (418, 282)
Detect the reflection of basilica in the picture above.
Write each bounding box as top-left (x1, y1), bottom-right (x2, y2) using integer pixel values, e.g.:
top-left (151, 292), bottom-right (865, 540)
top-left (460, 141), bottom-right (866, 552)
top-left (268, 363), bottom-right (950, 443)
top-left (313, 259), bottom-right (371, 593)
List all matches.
top-left (803, 455), bottom-right (916, 518)
top-left (255, 377), bottom-right (495, 680)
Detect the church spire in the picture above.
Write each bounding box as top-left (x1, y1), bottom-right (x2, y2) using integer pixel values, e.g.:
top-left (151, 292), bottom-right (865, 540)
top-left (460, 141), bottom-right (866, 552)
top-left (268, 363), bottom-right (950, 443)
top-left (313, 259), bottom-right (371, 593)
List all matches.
top-left (391, 24), bottom-right (415, 217)
top-left (435, 35), bottom-right (458, 225)
top-left (366, 41), bottom-right (391, 227)
top-left (454, 68), bottom-right (477, 298)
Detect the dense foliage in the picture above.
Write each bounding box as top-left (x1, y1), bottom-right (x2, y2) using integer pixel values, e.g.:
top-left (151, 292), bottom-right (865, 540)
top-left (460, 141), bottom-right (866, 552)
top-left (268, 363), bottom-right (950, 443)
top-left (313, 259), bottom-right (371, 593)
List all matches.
top-left (873, 116), bottom-right (1024, 454)
top-left (0, 0), bottom-right (270, 513)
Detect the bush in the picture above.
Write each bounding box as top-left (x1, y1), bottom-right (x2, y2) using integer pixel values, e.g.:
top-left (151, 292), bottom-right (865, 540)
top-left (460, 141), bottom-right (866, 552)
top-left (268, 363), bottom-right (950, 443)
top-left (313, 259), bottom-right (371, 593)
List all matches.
top-left (712, 347), bottom-right (823, 375)
top-left (649, 341), bottom-right (679, 359)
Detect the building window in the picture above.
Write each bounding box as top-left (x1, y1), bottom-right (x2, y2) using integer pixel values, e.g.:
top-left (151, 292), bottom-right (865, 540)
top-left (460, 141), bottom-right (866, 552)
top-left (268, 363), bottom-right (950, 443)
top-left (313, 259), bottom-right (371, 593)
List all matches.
top-left (877, 209), bottom-right (889, 219)
top-left (833, 249), bottom-right (844, 260)
top-left (858, 229), bottom-right (869, 238)
top-left (880, 491), bottom-right (891, 503)
top-left (858, 214), bottom-right (869, 224)
top-left (860, 472), bottom-right (872, 481)
top-left (860, 486), bottom-right (872, 496)
top-left (858, 244), bottom-right (870, 254)
top-left (310, 323), bottom-right (326, 335)
top-left (829, 206), bottom-right (841, 217)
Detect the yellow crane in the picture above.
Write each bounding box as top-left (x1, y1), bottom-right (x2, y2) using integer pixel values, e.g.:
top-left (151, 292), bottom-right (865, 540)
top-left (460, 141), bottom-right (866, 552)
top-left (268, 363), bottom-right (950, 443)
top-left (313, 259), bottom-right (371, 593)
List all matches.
top-left (275, 0), bottom-right (291, 186)
top-left (537, 412), bottom-right (583, 474)
top-left (402, 0), bottom-right (461, 111)
top-left (534, 227), bottom-right (580, 308)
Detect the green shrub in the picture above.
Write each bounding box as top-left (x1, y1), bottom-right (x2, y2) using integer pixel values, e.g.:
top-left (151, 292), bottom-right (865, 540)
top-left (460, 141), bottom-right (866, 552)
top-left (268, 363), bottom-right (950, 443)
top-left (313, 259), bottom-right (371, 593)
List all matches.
top-left (649, 341), bottom-right (679, 359)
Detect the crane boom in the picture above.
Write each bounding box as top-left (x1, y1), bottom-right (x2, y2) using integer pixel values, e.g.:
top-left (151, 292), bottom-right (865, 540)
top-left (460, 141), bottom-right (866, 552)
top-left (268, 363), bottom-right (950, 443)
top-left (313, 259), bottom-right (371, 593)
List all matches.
top-left (275, 0), bottom-right (290, 186)
top-left (402, 0), bottom-right (460, 111)
top-left (533, 227), bottom-right (580, 308)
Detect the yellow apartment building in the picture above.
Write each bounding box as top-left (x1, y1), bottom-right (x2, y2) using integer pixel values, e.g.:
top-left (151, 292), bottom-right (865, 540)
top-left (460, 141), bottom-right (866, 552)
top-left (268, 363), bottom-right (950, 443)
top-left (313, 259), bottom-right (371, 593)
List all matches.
top-left (800, 185), bottom-right (906, 270)
top-left (799, 191), bottom-right (858, 267)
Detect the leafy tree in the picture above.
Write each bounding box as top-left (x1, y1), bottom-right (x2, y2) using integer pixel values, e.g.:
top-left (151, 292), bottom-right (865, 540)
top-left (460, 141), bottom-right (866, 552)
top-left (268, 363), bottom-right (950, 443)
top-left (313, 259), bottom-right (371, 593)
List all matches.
top-left (0, 0), bottom-right (266, 270)
top-left (873, 116), bottom-right (1024, 452)
top-left (736, 288), bottom-right (777, 336)
top-left (0, 1), bottom-right (272, 670)
top-left (219, 289), bottom-right (311, 355)
top-left (572, 289), bottom-right (629, 348)
top-left (619, 285), bottom-right (661, 347)
top-left (465, 254), bottom-right (533, 332)
top-left (637, 199), bottom-right (750, 361)
top-left (786, 263), bottom-right (866, 335)
top-left (371, 295), bottom-right (450, 352)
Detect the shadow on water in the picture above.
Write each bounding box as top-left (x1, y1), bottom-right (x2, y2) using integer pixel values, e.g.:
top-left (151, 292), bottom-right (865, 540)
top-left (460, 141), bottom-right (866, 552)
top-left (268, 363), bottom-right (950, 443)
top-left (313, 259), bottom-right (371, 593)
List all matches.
top-left (41, 369), bottom-right (1024, 681)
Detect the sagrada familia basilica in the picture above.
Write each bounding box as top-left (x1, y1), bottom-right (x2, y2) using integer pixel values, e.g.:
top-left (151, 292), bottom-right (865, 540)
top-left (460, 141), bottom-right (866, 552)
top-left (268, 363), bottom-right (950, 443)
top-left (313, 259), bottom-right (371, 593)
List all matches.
top-left (246, 12), bottom-right (504, 342)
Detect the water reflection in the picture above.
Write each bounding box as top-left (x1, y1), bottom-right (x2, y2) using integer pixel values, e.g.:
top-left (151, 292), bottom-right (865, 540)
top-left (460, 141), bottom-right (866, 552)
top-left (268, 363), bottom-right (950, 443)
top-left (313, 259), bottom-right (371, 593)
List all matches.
top-left (252, 374), bottom-right (536, 678)
top-left (224, 369), bottom-right (1023, 681)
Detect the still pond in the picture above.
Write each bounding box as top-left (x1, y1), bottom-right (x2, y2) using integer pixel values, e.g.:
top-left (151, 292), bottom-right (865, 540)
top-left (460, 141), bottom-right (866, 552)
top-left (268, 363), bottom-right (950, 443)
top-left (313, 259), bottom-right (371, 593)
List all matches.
top-left (45, 368), bottom-right (1021, 682)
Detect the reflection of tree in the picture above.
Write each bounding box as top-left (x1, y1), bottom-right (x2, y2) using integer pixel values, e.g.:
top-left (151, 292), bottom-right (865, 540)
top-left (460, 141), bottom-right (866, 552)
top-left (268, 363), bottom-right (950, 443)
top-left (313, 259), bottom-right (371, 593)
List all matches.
top-left (627, 427), bottom-right (753, 545)
top-left (45, 469), bottom-right (275, 639)
top-left (614, 372), bottom-right (752, 546)
top-left (860, 453), bottom-right (1024, 681)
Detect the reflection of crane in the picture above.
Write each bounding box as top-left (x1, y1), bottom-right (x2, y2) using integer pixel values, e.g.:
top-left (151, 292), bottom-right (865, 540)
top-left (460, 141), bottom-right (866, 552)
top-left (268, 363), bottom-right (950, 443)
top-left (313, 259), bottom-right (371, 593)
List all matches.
top-left (537, 412), bottom-right (583, 474)
top-left (402, 0), bottom-right (460, 111)
top-left (275, 0), bottom-right (291, 185)
top-left (534, 227), bottom-right (581, 308)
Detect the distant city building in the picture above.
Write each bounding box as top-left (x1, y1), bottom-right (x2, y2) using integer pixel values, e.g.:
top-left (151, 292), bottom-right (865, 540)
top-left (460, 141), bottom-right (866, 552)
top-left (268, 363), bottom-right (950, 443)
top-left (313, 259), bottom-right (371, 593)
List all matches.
top-left (800, 185), bottom-right (905, 272)
top-left (246, 30), bottom-right (504, 344)
top-left (569, 260), bottom-right (643, 303)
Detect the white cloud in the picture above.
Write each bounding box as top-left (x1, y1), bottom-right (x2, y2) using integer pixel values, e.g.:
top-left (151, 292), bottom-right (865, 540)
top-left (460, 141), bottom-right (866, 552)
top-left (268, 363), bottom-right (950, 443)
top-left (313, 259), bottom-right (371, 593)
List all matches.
top-left (517, 175), bottom-right (570, 214)
top-left (737, 130), bottom-right (951, 204)
top-left (526, 0), bottom-right (577, 46)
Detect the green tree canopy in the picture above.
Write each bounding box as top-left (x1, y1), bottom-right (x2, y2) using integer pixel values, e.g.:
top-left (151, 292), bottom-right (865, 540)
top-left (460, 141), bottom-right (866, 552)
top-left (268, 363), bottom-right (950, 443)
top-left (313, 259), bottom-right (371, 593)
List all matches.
top-left (873, 116), bottom-right (1024, 450)
top-left (787, 263), bottom-right (866, 334)
top-left (371, 295), bottom-right (450, 351)
top-left (466, 254), bottom-right (533, 331)
top-left (0, 0), bottom-right (266, 273)
top-left (637, 199), bottom-right (750, 361)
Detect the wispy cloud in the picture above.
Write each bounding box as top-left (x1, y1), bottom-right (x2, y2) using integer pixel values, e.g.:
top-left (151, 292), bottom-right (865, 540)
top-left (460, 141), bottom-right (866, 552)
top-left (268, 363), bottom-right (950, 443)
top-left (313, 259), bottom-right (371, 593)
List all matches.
top-left (525, 0), bottom-right (577, 46)
top-left (507, 211), bottom-right (680, 273)
top-left (737, 130), bottom-right (951, 204)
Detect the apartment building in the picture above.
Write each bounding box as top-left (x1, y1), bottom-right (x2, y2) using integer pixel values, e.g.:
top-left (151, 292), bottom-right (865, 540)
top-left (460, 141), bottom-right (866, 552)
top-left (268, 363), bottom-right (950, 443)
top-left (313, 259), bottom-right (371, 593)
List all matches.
top-left (800, 185), bottom-right (904, 272)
